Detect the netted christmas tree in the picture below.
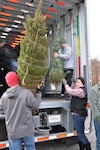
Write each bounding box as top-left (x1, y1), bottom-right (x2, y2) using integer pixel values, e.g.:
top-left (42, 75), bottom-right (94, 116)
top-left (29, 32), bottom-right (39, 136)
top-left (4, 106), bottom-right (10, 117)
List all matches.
top-left (17, 0), bottom-right (49, 93)
top-left (49, 20), bottom-right (65, 93)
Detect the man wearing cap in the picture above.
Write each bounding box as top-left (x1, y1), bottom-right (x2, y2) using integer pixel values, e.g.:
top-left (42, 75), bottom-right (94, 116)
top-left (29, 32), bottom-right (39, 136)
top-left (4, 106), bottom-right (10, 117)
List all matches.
top-left (0, 39), bottom-right (18, 72)
top-left (0, 71), bottom-right (41, 150)
top-left (54, 38), bottom-right (74, 98)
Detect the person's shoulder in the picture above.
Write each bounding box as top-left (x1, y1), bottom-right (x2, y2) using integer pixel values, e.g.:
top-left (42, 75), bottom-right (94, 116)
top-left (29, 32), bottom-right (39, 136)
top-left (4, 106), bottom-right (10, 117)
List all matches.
top-left (3, 43), bottom-right (9, 47)
top-left (79, 85), bottom-right (87, 91)
top-left (1, 90), bottom-right (8, 99)
top-left (4, 43), bottom-right (12, 49)
top-left (65, 45), bottom-right (72, 50)
top-left (23, 88), bottom-right (33, 94)
top-left (3, 44), bottom-right (11, 51)
top-left (82, 85), bottom-right (86, 88)
top-left (92, 84), bottom-right (98, 88)
top-left (90, 84), bottom-right (98, 92)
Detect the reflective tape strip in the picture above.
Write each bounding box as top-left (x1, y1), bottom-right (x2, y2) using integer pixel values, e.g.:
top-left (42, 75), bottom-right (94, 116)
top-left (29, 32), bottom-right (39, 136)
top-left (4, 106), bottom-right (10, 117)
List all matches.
top-left (0, 144), bottom-right (6, 149)
top-left (35, 131), bottom-right (78, 142)
top-left (0, 130), bottom-right (90, 147)
top-left (57, 133), bottom-right (67, 139)
top-left (36, 136), bottom-right (49, 142)
top-left (0, 143), bottom-right (9, 149)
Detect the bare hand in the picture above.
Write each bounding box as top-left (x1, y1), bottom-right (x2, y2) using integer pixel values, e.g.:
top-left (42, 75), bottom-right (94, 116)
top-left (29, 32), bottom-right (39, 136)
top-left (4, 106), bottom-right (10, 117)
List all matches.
top-left (54, 52), bottom-right (59, 58)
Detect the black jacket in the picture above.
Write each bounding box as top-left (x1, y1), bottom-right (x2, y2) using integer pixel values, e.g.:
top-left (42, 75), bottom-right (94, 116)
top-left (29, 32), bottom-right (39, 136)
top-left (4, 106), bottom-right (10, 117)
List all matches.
top-left (70, 86), bottom-right (88, 117)
top-left (0, 63), bottom-right (8, 97)
top-left (0, 44), bottom-right (18, 71)
top-left (0, 44), bottom-right (17, 63)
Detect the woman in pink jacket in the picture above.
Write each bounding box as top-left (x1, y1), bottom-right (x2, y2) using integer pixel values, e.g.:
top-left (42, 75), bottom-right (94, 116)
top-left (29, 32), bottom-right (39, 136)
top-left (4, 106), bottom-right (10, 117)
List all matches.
top-left (62, 77), bottom-right (91, 150)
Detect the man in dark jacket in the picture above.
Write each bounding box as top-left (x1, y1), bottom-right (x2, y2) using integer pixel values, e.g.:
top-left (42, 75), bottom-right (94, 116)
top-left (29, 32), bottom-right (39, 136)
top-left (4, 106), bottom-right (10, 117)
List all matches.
top-left (0, 39), bottom-right (18, 72)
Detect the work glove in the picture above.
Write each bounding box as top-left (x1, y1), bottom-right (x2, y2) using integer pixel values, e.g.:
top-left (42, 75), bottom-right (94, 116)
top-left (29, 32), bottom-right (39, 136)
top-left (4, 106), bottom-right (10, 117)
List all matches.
top-left (96, 116), bottom-right (100, 126)
top-left (61, 78), bottom-right (67, 86)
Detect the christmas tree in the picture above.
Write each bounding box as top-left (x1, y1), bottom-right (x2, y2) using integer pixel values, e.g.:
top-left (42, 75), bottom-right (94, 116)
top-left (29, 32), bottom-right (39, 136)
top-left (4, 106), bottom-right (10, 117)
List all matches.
top-left (17, 0), bottom-right (49, 93)
top-left (49, 20), bottom-right (65, 93)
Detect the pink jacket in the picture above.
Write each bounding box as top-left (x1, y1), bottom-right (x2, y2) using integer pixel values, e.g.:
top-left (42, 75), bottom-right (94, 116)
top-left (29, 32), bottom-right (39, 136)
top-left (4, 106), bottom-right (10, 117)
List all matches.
top-left (65, 84), bottom-right (85, 98)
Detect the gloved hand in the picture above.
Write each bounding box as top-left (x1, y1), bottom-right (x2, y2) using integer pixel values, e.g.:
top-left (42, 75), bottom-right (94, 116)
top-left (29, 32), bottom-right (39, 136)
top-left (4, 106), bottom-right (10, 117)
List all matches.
top-left (61, 78), bottom-right (67, 86)
top-left (96, 116), bottom-right (100, 125)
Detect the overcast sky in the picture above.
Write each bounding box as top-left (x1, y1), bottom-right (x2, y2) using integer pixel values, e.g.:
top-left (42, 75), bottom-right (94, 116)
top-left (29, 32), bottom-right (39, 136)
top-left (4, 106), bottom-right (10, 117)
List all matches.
top-left (87, 0), bottom-right (100, 59)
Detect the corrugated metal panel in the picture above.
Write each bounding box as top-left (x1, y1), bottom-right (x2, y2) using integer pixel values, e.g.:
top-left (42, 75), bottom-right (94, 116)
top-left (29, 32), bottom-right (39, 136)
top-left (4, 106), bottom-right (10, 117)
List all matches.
top-left (0, 0), bottom-right (83, 42)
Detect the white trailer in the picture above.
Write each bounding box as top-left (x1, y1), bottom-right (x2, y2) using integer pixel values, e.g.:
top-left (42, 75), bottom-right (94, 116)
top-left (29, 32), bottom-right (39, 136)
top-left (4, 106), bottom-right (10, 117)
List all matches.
top-left (0, 0), bottom-right (92, 149)
top-left (32, 0), bottom-right (92, 142)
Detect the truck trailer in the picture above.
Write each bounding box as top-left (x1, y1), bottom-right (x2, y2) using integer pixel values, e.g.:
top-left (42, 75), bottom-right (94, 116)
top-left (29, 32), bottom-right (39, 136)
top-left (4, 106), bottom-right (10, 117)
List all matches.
top-left (0, 0), bottom-right (92, 149)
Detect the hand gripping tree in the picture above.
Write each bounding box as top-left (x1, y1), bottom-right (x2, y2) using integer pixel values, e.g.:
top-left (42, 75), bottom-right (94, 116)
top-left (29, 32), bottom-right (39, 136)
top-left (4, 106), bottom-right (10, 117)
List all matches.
top-left (49, 20), bottom-right (65, 94)
top-left (17, 0), bottom-right (49, 94)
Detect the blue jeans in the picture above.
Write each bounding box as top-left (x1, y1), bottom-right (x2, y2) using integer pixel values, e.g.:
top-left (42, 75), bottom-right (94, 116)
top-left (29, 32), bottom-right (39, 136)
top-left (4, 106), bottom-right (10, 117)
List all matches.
top-left (94, 119), bottom-right (100, 150)
top-left (7, 61), bottom-right (18, 72)
top-left (73, 114), bottom-right (89, 144)
top-left (8, 134), bottom-right (36, 150)
top-left (11, 61), bottom-right (18, 71)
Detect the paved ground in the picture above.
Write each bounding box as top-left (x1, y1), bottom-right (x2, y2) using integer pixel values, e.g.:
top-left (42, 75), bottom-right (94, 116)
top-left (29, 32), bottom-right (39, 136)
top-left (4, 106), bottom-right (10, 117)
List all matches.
top-left (36, 123), bottom-right (96, 150)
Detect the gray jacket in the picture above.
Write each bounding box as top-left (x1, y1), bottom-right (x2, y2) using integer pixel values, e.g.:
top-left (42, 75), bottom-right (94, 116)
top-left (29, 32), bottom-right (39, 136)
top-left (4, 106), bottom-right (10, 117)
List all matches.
top-left (89, 83), bottom-right (100, 118)
top-left (0, 86), bottom-right (41, 139)
top-left (59, 45), bottom-right (74, 70)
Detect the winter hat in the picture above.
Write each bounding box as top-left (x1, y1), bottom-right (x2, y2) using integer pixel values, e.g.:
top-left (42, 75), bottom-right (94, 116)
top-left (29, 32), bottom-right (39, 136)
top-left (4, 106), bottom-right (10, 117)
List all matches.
top-left (61, 38), bottom-right (67, 44)
top-left (76, 77), bottom-right (85, 85)
top-left (5, 71), bottom-right (20, 87)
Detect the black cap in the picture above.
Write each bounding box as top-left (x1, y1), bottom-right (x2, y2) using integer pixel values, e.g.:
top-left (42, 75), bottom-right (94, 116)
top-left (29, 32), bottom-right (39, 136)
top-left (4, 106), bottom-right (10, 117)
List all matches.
top-left (76, 77), bottom-right (85, 85)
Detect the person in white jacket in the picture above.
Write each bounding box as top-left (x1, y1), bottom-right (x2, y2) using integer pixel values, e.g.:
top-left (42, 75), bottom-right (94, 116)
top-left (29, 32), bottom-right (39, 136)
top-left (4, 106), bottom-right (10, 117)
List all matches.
top-left (0, 71), bottom-right (42, 150)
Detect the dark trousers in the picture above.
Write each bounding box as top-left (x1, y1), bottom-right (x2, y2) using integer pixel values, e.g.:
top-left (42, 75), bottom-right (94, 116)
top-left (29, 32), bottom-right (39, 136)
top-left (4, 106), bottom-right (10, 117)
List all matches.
top-left (61, 69), bottom-right (73, 94)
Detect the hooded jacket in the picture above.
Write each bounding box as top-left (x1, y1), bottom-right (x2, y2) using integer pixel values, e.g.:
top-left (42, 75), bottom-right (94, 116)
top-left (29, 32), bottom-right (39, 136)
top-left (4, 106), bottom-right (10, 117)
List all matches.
top-left (0, 86), bottom-right (41, 139)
